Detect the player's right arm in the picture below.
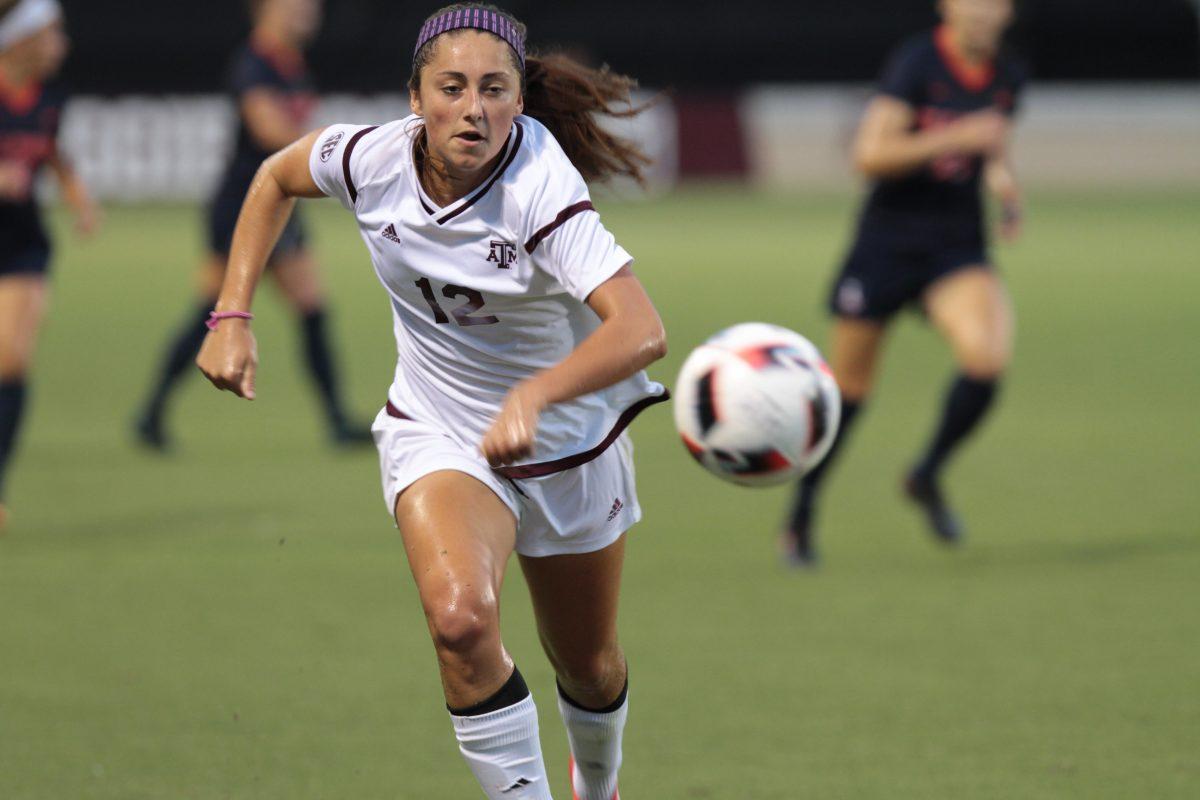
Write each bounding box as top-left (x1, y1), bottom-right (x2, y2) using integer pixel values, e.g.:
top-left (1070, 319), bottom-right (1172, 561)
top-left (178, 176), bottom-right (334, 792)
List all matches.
top-left (852, 96), bottom-right (1008, 179)
top-left (197, 128), bottom-right (327, 400)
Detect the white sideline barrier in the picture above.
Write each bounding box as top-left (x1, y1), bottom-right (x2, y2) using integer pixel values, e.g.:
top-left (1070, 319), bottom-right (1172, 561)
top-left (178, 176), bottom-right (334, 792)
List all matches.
top-left (57, 92), bottom-right (678, 202)
top-left (742, 84), bottom-right (1200, 190)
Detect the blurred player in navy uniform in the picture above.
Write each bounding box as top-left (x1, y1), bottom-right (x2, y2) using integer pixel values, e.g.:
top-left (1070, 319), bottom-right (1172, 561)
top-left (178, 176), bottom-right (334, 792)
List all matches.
top-left (0, 0), bottom-right (98, 530)
top-left (782, 0), bottom-right (1026, 565)
top-left (134, 0), bottom-right (371, 450)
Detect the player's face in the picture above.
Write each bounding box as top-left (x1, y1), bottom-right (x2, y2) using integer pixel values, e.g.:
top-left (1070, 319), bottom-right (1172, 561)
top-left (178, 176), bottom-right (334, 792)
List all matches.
top-left (940, 0), bottom-right (1013, 54)
top-left (18, 20), bottom-right (69, 80)
top-left (410, 31), bottom-right (524, 177)
top-left (280, 0), bottom-right (322, 44)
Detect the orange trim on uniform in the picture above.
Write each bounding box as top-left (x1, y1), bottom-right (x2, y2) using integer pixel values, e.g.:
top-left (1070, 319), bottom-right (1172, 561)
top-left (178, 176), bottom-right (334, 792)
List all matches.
top-left (0, 72), bottom-right (42, 115)
top-left (934, 24), bottom-right (995, 93)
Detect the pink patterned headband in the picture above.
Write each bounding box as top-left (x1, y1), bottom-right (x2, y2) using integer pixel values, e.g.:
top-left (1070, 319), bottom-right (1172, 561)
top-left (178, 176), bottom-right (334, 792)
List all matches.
top-left (413, 7), bottom-right (525, 71)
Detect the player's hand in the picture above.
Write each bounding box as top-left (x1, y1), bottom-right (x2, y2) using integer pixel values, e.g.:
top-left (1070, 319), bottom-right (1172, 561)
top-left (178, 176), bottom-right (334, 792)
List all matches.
top-left (197, 319), bottom-right (259, 400)
top-left (0, 162), bottom-right (30, 201)
top-left (481, 381), bottom-right (548, 468)
top-left (948, 110), bottom-right (1007, 156)
top-left (998, 198), bottom-right (1023, 243)
top-left (74, 200), bottom-right (102, 238)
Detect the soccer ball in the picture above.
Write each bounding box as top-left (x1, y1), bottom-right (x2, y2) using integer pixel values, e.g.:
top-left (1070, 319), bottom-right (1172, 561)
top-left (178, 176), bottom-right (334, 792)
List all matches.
top-left (673, 323), bottom-right (841, 487)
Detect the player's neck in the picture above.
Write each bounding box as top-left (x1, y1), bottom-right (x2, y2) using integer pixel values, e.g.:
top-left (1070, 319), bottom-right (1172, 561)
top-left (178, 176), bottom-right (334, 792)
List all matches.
top-left (0, 58), bottom-right (38, 91)
top-left (253, 23), bottom-right (301, 55)
top-left (942, 24), bottom-right (997, 66)
top-left (419, 146), bottom-right (506, 207)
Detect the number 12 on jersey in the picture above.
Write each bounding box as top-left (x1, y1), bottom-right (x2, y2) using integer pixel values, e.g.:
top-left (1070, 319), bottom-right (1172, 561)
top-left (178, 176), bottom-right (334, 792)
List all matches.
top-left (415, 278), bottom-right (500, 326)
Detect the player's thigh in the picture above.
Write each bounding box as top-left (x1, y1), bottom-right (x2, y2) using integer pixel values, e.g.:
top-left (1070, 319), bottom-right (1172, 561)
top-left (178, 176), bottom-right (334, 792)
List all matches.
top-left (517, 534), bottom-right (626, 671)
top-left (0, 275), bottom-right (48, 378)
top-left (829, 317), bottom-right (888, 400)
top-left (395, 469), bottom-right (519, 644)
top-left (269, 249), bottom-right (326, 314)
top-left (925, 266), bottom-right (1014, 378)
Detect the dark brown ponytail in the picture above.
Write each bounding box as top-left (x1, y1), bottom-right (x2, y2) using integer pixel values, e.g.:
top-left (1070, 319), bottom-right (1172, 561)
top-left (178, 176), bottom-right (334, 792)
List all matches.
top-left (410, 3), bottom-right (653, 184)
top-left (523, 52), bottom-right (653, 184)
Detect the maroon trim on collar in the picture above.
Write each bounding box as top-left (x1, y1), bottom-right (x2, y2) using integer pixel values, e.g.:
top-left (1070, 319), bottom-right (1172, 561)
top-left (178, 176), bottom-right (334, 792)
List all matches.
top-left (524, 201), bottom-right (596, 254)
top-left (343, 125), bottom-right (379, 204)
top-left (495, 390), bottom-right (670, 479)
top-left (385, 400), bottom-right (413, 420)
top-left (435, 121), bottom-right (524, 225)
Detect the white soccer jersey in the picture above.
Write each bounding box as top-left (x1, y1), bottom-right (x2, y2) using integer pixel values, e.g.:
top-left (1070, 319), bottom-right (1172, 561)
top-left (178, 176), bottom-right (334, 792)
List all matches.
top-left (308, 114), bottom-right (667, 477)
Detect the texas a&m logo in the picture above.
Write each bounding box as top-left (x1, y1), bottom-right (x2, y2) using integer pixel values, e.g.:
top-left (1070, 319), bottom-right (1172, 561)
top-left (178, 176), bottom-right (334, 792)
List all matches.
top-left (319, 130), bottom-right (343, 162)
top-left (487, 240), bottom-right (517, 269)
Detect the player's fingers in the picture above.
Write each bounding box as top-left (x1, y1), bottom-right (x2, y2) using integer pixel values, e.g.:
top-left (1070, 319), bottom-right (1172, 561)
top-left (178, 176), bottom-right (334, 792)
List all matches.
top-left (241, 360), bottom-right (257, 401)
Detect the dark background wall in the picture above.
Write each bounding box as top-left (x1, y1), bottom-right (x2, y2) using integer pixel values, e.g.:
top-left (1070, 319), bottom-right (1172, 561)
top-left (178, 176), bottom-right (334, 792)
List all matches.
top-left (62, 0), bottom-right (1200, 93)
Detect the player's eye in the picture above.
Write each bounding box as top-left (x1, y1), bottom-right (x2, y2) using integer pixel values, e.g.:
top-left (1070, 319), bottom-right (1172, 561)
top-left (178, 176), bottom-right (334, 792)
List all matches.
top-left (441, 85), bottom-right (462, 95)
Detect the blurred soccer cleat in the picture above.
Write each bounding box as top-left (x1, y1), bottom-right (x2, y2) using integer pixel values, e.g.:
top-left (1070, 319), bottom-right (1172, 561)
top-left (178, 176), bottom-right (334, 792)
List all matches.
top-left (904, 470), bottom-right (963, 544)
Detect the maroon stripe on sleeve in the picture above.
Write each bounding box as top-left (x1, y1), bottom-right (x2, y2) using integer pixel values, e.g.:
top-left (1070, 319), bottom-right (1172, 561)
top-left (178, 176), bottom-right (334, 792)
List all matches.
top-left (495, 390), bottom-right (670, 480)
top-left (342, 125), bottom-right (379, 204)
top-left (523, 200), bottom-right (596, 254)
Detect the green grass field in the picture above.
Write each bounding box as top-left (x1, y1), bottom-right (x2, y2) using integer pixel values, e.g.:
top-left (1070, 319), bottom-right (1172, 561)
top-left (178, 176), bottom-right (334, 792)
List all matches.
top-left (1, 188), bottom-right (1198, 799)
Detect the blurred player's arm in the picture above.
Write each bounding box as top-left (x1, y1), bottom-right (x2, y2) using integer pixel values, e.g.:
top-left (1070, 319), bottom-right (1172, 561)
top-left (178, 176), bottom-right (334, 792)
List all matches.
top-left (852, 96), bottom-right (1007, 179)
top-left (985, 150), bottom-right (1022, 243)
top-left (46, 150), bottom-right (99, 236)
top-left (241, 89), bottom-right (305, 152)
top-left (198, 128), bottom-right (326, 399)
top-left (480, 266), bottom-right (668, 467)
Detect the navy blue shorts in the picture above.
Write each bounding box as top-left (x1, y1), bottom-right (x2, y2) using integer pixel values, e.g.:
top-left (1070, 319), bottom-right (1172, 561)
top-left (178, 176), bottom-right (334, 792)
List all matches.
top-left (206, 187), bottom-right (307, 263)
top-left (828, 224), bottom-right (989, 321)
top-left (0, 243), bottom-right (51, 278)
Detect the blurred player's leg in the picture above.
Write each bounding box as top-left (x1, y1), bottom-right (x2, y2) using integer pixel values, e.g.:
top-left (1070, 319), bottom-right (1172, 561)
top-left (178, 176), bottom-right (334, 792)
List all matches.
top-left (133, 255), bottom-right (225, 450)
top-left (396, 470), bottom-right (551, 799)
top-left (270, 250), bottom-right (371, 445)
top-left (782, 318), bottom-right (886, 566)
top-left (909, 266), bottom-right (1013, 541)
top-left (520, 537), bottom-right (627, 800)
top-left (0, 275), bottom-right (48, 524)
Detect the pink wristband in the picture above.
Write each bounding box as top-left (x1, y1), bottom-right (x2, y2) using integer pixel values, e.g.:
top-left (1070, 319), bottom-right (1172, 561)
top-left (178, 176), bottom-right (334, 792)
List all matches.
top-left (206, 311), bottom-right (254, 331)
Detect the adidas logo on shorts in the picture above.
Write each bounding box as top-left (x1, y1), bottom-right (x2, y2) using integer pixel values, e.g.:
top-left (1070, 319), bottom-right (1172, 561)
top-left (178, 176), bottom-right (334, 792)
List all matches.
top-left (607, 497), bottom-right (624, 522)
top-left (381, 223), bottom-right (402, 244)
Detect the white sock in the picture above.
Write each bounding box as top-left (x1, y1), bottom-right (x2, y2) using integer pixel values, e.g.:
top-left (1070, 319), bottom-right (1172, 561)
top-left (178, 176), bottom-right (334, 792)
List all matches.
top-left (557, 686), bottom-right (628, 800)
top-left (451, 694), bottom-right (552, 799)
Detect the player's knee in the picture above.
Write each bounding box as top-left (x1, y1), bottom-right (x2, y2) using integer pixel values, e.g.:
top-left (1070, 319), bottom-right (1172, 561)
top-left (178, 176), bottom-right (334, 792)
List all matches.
top-left (955, 329), bottom-right (1009, 379)
top-left (553, 642), bottom-right (623, 696)
top-left (426, 597), bottom-right (497, 658)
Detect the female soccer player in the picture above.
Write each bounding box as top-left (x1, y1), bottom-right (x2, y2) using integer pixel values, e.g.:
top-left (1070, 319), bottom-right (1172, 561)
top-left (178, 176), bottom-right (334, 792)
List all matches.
top-left (782, 0), bottom-right (1026, 565)
top-left (0, 0), bottom-right (97, 530)
top-left (199, 5), bottom-right (666, 798)
top-left (133, 0), bottom-right (371, 450)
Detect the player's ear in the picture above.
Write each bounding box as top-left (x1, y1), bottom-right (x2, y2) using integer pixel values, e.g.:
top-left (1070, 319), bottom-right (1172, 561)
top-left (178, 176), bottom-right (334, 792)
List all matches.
top-left (409, 88), bottom-right (423, 117)
top-left (515, 91), bottom-right (524, 116)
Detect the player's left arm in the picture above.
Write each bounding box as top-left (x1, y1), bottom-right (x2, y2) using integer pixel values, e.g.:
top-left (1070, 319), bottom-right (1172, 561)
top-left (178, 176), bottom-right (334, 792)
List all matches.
top-left (985, 119), bottom-right (1022, 243)
top-left (480, 265), bottom-right (668, 467)
top-left (47, 149), bottom-right (100, 237)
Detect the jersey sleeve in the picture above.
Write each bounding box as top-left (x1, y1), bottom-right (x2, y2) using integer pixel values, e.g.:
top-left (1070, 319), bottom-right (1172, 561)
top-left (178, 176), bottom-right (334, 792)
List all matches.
top-left (877, 39), bottom-right (927, 107)
top-left (308, 123), bottom-right (376, 210)
top-left (1000, 55), bottom-right (1030, 117)
top-left (524, 161), bottom-right (632, 303)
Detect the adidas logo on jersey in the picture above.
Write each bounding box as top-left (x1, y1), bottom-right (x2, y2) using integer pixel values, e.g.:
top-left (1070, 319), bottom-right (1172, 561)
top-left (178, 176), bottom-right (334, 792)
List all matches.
top-left (381, 223), bottom-right (402, 244)
top-left (607, 497), bottom-right (624, 522)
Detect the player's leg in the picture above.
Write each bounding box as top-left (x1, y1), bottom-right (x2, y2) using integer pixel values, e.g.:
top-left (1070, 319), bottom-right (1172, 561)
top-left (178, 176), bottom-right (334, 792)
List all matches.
top-left (133, 254), bottom-right (225, 450)
top-left (396, 469), bottom-right (551, 799)
top-left (0, 274), bottom-right (49, 525)
top-left (519, 536), bottom-right (627, 800)
top-left (908, 265), bottom-right (1013, 541)
top-left (782, 316), bottom-right (886, 564)
top-left (269, 248), bottom-right (371, 445)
